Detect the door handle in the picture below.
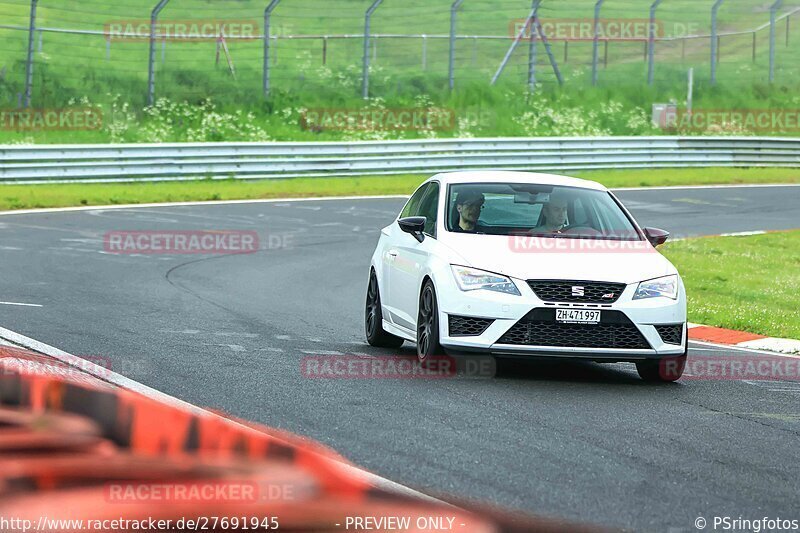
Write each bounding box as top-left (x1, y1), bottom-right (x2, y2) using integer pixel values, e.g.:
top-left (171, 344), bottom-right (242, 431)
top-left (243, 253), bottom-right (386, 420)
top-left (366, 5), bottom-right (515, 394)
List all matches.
top-left (387, 250), bottom-right (399, 258)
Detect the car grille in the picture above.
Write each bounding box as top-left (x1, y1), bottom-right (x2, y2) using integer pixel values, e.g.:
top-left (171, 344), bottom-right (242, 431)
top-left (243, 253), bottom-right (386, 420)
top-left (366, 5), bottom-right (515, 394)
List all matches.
top-left (449, 315), bottom-right (494, 337)
top-left (527, 280), bottom-right (627, 304)
top-left (497, 309), bottom-right (651, 350)
top-left (655, 324), bottom-right (684, 345)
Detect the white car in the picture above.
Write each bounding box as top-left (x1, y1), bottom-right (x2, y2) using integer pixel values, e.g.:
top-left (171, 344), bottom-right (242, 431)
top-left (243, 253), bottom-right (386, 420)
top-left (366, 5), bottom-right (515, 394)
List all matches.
top-left (365, 171), bottom-right (688, 382)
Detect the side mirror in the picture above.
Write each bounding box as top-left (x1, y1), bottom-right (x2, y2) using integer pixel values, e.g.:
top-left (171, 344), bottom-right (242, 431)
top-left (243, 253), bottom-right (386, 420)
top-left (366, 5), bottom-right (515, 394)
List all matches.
top-left (398, 216), bottom-right (426, 243)
top-left (643, 227), bottom-right (670, 247)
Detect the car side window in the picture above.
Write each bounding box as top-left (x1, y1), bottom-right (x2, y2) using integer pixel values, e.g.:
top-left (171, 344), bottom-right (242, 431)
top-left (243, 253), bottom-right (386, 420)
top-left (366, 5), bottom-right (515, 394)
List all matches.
top-left (417, 182), bottom-right (440, 238)
top-left (400, 183), bottom-right (430, 219)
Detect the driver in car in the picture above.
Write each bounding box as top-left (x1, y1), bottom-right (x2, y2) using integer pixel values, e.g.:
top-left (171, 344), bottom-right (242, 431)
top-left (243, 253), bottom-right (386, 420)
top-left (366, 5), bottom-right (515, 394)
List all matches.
top-left (453, 190), bottom-right (487, 233)
top-left (537, 193), bottom-right (569, 233)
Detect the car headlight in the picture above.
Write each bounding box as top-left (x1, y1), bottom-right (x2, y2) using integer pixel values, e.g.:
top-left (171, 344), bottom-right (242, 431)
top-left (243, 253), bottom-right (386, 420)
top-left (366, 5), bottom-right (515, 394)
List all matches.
top-left (451, 265), bottom-right (521, 296)
top-left (633, 275), bottom-right (679, 300)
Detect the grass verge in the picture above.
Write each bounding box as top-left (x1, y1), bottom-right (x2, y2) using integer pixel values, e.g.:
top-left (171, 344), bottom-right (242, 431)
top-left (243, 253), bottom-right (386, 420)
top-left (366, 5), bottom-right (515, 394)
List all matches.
top-left (662, 230), bottom-right (800, 339)
top-left (1, 167), bottom-right (799, 211)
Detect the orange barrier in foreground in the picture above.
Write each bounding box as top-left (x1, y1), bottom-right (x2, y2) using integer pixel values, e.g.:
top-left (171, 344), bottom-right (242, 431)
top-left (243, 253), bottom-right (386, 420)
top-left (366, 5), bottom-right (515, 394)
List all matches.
top-left (0, 346), bottom-right (598, 532)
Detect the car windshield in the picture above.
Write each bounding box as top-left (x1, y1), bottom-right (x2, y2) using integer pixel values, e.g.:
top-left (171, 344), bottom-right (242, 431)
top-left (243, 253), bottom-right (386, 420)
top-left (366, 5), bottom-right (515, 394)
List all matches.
top-left (446, 182), bottom-right (642, 240)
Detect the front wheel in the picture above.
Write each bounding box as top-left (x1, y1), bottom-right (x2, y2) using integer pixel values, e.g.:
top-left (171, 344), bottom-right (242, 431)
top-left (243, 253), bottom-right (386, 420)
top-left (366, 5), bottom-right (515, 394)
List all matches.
top-left (417, 280), bottom-right (444, 364)
top-left (636, 353), bottom-right (687, 383)
top-left (365, 271), bottom-right (404, 348)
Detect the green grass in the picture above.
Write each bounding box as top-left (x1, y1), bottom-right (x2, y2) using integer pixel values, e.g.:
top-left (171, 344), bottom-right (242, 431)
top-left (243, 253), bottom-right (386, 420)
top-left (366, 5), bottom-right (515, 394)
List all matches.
top-left (0, 174), bottom-right (425, 210)
top-left (662, 231), bottom-right (800, 339)
top-left (1, 167), bottom-right (798, 211)
top-left (1, 1), bottom-right (799, 143)
top-left (575, 167), bottom-right (800, 188)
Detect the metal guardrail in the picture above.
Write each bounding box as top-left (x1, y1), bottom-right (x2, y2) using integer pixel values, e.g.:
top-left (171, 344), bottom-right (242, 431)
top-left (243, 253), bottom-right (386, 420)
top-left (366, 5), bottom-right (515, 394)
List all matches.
top-left (1, 137), bottom-right (799, 184)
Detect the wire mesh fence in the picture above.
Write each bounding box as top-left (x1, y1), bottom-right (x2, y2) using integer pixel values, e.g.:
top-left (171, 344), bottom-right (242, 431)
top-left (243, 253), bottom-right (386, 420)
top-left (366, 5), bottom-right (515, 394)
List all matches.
top-left (0, 0), bottom-right (798, 110)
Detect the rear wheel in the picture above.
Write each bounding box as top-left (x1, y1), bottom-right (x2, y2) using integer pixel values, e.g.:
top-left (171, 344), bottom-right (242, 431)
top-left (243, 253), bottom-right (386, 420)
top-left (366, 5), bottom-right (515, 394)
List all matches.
top-left (636, 350), bottom-right (687, 383)
top-left (365, 271), bottom-right (404, 348)
top-left (417, 280), bottom-right (444, 364)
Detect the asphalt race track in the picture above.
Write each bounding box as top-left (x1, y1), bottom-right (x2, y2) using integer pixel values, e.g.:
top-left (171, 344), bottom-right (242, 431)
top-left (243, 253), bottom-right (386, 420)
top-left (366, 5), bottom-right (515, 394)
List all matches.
top-left (2, 184), bottom-right (800, 532)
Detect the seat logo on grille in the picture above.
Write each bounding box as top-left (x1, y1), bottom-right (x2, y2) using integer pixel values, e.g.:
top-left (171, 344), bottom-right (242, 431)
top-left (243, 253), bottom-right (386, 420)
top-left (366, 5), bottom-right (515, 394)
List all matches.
top-left (571, 286), bottom-right (585, 297)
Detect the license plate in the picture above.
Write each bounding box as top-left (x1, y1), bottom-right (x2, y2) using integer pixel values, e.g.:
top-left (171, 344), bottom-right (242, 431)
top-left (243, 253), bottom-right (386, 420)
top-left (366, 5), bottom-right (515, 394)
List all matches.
top-left (556, 309), bottom-right (601, 324)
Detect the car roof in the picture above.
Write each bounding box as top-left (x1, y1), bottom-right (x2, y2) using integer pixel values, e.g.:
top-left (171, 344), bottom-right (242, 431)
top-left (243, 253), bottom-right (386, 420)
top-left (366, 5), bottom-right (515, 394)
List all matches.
top-left (428, 171), bottom-right (608, 192)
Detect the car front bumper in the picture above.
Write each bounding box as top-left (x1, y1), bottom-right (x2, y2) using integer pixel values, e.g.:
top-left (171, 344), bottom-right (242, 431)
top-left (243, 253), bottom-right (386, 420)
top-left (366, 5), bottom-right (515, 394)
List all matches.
top-left (437, 277), bottom-right (687, 360)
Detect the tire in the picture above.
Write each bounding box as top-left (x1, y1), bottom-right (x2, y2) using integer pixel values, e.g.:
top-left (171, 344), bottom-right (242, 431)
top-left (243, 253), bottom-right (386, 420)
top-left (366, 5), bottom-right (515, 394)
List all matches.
top-left (417, 280), bottom-right (444, 364)
top-left (636, 349), bottom-right (687, 383)
top-left (365, 271), bottom-right (405, 348)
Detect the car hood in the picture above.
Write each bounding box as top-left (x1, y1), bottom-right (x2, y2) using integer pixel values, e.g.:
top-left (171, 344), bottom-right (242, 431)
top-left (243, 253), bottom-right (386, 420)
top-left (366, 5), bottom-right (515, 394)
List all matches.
top-left (440, 233), bottom-right (677, 284)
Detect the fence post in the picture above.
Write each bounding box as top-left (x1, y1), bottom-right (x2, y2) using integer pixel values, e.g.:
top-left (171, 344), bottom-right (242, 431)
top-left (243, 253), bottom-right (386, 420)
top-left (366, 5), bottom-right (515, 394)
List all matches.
top-left (263, 0), bottom-right (281, 97)
top-left (647, 0), bottom-right (663, 85)
top-left (147, 0), bottom-right (171, 106)
top-left (493, 1), bottom-right (539, 85)
top-left (711, 0), bottom-right (724, 84)
top-left (527, 32), bottom-right (538, 89)
top-left (527, 1), bottom-right (540, 90)
top-left (591, 0), bottom-right (605, 86)
top-left (449, 0), bottom-right (466, 91)
top-left (362, 0), bottom-right (384, 99)
top-left (534, 17), bottom-right (564, 85)
top-left (770, 0), bottom-right (783, 83)
top-left (422, 34), bottom-right (427, 70)
top-left (23, 0), bottom-right (38, 108)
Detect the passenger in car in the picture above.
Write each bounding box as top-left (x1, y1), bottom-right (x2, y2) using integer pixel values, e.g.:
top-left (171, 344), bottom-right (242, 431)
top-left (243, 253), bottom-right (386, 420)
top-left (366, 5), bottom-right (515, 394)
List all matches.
top-left (452, 190), bottom-right (486, 233)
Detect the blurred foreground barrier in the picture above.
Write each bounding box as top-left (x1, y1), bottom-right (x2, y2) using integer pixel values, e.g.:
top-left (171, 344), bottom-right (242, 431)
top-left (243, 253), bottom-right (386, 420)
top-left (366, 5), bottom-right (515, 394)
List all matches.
top-left (1, 137), bottom-right (799, 184)
top-left (0, 345), bottom-right (598, 532)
